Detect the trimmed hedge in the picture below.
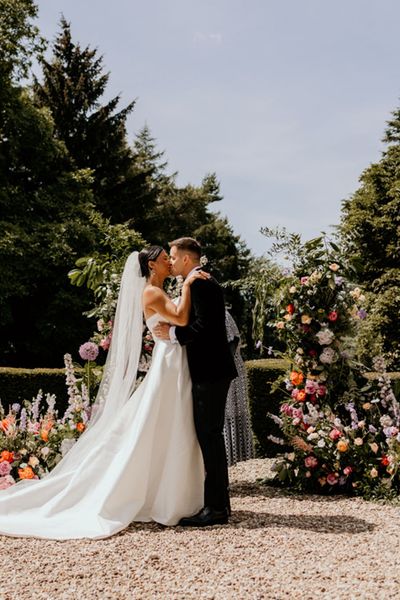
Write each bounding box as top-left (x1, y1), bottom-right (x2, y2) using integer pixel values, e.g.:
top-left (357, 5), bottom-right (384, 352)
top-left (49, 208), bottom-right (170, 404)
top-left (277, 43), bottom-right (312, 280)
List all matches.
top-left (245, 359), bottom-right (288, 457)
top-left (2, 361), bottom-right (398, 460)
top-left (0, 361), bottom-right (289, 456)
top-left (0, 367), bottom-right (69, 413)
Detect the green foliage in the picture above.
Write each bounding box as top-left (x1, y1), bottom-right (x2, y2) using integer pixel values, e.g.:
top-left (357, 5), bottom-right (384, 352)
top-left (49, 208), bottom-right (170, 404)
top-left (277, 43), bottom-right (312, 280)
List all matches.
top-left (340, 107), bottom-right (400, 369)
top-left (0, 0), bottom-right (45, 81)
top-left (245, 359), bottom-right (288, 457)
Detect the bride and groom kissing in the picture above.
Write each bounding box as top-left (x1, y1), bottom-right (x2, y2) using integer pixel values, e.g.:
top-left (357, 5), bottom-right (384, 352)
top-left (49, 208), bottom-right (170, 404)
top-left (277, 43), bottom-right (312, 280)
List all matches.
top-left (0, 237), bottom-right (238, 539)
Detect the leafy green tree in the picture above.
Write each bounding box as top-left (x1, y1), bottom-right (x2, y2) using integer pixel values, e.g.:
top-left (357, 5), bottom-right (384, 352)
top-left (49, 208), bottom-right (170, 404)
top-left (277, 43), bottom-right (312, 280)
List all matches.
top-left (340, 105), bottom-right (400, 368)
top-left (0, 0), bottom-right (45, 82)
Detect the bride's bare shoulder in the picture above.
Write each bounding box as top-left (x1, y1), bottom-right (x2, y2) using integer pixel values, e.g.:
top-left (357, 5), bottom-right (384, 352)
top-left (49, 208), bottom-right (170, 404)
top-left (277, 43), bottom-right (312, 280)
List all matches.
top-left (142, 285), bottom-right (165, 307)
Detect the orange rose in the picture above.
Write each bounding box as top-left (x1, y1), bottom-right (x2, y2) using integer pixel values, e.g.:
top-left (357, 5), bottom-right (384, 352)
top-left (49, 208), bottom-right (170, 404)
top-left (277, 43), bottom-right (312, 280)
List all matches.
top-left (297, 390), bottom-right (306, 402)
top-left (18, 466), bottom-right (35, 480)
top-left (286, 303), bottom-right (295, 315)
top-left (0, 450), bottom-right (14, 463)
top-left (290, 371), bottom-right (304, 386)
top-left (40, 430), bottom-right (49, 442)
top-left (337, 440), bottom-right (349, 453)
top-left (76, 422), bottom-right (85, 433)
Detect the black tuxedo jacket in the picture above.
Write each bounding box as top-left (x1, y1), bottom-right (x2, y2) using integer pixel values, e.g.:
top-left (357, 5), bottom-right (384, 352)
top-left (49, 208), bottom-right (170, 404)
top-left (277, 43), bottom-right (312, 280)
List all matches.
top-left (175, 276), bottom-right (238, 384)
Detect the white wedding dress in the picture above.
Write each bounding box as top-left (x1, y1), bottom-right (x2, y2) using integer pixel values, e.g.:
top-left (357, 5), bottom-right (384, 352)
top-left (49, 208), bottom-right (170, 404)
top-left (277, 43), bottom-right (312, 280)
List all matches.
top-left (0, 276), bottom-right (205, 539)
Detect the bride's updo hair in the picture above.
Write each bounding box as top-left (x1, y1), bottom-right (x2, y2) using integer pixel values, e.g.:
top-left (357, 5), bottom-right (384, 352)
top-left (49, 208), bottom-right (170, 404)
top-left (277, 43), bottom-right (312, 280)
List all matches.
top-left (138, 245), bottom-right (164, 278)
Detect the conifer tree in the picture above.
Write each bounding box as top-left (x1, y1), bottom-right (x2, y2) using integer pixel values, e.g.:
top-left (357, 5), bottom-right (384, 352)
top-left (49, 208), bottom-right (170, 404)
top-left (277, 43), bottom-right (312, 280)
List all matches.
top-left (33, 17), bottom-right (147, 223)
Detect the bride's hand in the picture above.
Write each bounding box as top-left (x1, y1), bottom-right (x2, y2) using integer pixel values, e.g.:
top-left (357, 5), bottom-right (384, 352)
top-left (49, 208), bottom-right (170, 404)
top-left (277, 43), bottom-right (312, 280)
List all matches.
top-left (184, 269), bottom-right (210, 287)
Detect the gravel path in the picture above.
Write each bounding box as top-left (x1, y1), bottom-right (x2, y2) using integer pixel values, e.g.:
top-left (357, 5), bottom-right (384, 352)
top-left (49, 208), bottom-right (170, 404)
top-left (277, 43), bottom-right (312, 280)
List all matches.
top-left (1, 459), bottom-right (399, 599)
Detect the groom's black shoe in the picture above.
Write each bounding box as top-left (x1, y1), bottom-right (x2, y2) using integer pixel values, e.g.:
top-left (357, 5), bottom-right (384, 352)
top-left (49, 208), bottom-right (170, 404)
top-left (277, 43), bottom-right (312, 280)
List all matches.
top-left (178, 506), bottom-right (229, 527)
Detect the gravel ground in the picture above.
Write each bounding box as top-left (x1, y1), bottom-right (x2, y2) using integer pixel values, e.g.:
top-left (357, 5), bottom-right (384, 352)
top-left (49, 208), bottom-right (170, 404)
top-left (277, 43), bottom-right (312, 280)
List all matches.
top-left (1, 459), bottom-right (400, 599)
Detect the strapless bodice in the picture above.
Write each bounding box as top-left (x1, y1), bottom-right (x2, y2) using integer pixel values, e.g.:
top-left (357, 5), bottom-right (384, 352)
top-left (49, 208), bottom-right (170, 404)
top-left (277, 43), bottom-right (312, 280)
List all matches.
top-left (145, 313), bottom-right (166, 340)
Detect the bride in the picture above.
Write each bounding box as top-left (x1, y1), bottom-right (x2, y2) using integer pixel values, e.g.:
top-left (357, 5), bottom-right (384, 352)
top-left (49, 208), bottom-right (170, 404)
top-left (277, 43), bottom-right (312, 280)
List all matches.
top-left (0, 246), bottom-right (207, 539)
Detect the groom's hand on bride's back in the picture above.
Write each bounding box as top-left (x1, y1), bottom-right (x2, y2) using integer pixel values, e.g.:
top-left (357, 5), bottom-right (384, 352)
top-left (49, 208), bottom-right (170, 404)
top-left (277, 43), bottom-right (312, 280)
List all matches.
top-left (153, 322), bottom-right (171, 340)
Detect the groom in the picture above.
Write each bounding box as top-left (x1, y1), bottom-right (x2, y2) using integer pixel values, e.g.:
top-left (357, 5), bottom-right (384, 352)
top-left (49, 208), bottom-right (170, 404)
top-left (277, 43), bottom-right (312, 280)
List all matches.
top-left (154, 237), bottom-right (237, 526)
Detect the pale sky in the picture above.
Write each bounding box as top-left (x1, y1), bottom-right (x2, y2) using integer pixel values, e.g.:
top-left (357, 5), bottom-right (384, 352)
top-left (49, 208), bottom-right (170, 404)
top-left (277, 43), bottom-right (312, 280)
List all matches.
top-left (35, 0), bottom-right (400, 255)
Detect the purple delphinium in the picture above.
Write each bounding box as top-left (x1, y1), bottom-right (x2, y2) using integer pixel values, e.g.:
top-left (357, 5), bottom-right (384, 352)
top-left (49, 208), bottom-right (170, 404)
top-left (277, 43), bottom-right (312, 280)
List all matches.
top-left (20, 408), bottom-right (27, 431)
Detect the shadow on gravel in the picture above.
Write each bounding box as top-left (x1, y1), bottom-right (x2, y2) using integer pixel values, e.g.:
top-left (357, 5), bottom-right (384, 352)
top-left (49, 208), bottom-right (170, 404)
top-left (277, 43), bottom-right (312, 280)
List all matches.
top-left (229, 510), bottom-right (376, 533)
top-left (231, 480), bottom-right (364, 505)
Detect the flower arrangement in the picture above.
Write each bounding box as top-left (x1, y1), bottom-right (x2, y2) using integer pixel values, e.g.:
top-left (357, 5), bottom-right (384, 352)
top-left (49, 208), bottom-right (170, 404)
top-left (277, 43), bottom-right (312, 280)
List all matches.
top-left (261, 232), bottom-right (400, 499)
top-left (0, 354), bottom-right (92, 489)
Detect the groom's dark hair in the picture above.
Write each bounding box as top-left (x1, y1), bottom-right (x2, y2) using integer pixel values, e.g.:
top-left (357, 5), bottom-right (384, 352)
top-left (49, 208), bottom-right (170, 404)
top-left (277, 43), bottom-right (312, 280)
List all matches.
top-left (168, 237), bottom-right (201, 260)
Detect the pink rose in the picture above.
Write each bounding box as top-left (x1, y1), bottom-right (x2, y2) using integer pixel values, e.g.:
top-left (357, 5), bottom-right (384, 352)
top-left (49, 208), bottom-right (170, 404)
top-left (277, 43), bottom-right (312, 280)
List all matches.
top-left (305, 379), bottom-right (318, 394)
top-left (280, 404), bottom-right (293, 416)
top-left (291, 389), bottom-right (299, 399)
top-left (99, 336), bottom-right (111, 351)
top-left (292, 408), bottom-right (304, 419)
top-left (0, 461), bottom-right (11, 476)
top-left (343, 466), bottom-right (353, 476)
top-left (326, 473), bottom-right (338, 485)
top-left (304, 456), bottom-right (318, 468)
top-left (328, 311), bottom-right (338, 322)
top-left (329, 429), bottom-right (341, 441)
top-left (0, 475), bottom-right (15, 490)
top-left (300, 276), bottom-right (309, 285)
top-left (317, 385), bottom-right (327, 397)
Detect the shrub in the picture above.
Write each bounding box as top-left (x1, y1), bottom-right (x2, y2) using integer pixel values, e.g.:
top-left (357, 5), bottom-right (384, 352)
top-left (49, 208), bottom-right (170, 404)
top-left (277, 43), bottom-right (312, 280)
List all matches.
top-left (0, 367), bottom-right (70, 413)
top-left (245, 359), bottom-right (288, 457)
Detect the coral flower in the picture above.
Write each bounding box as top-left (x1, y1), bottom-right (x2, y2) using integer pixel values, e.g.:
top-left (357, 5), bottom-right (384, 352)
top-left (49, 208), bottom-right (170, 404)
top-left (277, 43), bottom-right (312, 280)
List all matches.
top-left (286, 303), bottom-right (295, 315)
top-left (1, 419), bottom-right (10, 431)
top-left (337, 440), bottom-right (349, 452)
top-left (0, 450), bottom-right (14, 463)
top-left (290, 371), bottom-right (304, 386)
top-left (381, 455), bottom-right (390, 466)
top-left (76, 422), bottom-right (85, 433)
top-left (40, 430), bottom-right (49, 442)
top-left (18, 466), bottom-right (35, 480)
top-left (297, 390), bottom-right (306, 402)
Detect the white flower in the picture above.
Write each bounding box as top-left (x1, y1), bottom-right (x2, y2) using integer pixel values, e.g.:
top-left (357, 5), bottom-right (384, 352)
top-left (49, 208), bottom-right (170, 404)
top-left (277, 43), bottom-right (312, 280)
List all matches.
top-left (289, 286), bottom-right (297, 293)
top-left (60, 438), bottom-right (77, 457)
top-left (41, 447), bottom-right (50, 457)
top-left (354, 438), bottom-right (363, 446)
top-left (307, 432), bottom-right (319, 441)
top-left (316, 328), bottom-right (335, 345)
top-left (320, 347), bottom-right (338, 364)
top-left (317, 439), bottom-right (326, 448)
top-left (380, 415), bottom-right (393, 428)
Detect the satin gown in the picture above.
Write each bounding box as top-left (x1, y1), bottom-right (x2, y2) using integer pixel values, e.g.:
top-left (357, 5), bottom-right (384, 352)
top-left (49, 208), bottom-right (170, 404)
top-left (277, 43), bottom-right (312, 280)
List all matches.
top-left (0, 313), bottom-right (204, 539)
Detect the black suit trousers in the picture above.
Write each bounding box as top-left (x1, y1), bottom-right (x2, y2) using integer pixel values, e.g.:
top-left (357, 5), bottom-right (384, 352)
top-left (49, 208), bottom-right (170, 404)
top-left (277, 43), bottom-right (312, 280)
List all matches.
top-left (192, 377), bottom-right (231, 511)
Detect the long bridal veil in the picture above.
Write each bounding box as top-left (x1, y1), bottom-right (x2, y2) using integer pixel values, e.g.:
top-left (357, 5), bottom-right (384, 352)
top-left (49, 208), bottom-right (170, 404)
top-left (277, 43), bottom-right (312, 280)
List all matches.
top-left (41, 250), bottom-right (147, 469)
top-left (89, 251), bottom-right (146, 426)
